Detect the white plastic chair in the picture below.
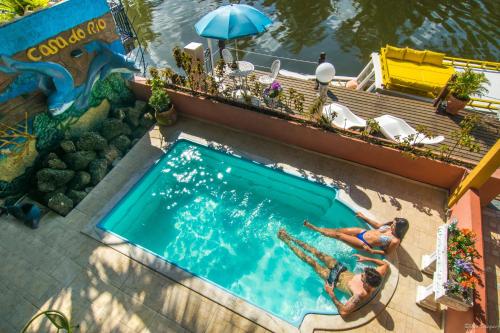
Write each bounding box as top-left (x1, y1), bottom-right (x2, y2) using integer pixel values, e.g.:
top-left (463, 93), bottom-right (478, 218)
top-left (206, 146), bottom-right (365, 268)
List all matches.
top-left (222, 49), bottom-right (234, 68)
top-left (259, 59), bottom-right (281, 85)
top-left (323, 103), bottom-right (367, 129)
top-left (374, 115), bottom-right (445, 145)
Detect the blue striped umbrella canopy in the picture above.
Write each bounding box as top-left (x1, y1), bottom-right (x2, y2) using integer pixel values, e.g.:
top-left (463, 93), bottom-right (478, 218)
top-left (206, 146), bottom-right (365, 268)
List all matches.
top-left (195, 4), bottom-right (272, 40)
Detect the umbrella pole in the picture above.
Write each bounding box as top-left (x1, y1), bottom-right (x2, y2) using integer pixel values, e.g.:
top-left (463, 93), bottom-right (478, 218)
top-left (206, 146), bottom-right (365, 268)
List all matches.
top-left (235, 40), bottom-right (239, 62)
top-left (207, 38), bottom-right (215, 75)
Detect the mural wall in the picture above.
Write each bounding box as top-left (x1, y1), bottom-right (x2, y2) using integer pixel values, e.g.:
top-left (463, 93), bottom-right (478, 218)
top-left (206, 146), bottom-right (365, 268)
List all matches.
top-left (0, 0), bottom-right (142, 202)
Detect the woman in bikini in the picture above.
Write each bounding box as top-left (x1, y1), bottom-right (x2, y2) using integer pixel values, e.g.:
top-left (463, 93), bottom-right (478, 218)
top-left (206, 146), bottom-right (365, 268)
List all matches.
top-left (304, 212), bottom-right (409, 255)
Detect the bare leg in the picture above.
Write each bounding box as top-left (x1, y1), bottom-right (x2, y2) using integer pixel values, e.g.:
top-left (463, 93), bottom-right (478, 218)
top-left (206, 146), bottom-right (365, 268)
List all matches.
top-left (304, 220), bottom-right (364, 237)
top-left (334, 232), bottom-right (374, 252)
top-left (278, 229), bottom-right (329, 279)
top-left (285, 231), bottom-right (337, 269)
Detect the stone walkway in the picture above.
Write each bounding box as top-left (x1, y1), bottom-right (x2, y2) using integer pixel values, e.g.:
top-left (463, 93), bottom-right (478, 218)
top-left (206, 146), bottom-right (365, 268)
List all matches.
top-left (0, 116), bottom-right (447, 332)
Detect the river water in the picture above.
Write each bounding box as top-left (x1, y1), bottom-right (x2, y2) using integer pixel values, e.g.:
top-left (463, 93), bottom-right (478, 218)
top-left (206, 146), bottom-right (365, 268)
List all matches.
top-left (123, 0), bottom-right (500, 76)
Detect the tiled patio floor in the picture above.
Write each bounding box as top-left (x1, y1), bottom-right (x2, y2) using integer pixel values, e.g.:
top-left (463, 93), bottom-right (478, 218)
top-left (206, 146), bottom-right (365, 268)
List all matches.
top-left (0, 116), bottom-right (448, 332)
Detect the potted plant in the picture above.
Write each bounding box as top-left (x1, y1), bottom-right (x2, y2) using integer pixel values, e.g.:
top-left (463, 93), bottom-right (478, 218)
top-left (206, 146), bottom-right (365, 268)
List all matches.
top-left (446, 69), bottom-right (489, 115)
top-left (148, 68), bottom-right (177, 126)
top-left (263, 81), bottom-right (283, 108)
top-left (149, 88), bottom-right (176, 126)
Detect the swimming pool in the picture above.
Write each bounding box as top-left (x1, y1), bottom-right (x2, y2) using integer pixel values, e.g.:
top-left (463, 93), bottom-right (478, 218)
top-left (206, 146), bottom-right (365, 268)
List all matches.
top-left (98, 139), bottom-right (372, 326)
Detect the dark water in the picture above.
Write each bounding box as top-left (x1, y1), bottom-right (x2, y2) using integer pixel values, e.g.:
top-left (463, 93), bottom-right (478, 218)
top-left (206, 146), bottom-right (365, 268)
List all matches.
top-left (123, 0), bottom-right (500, 76)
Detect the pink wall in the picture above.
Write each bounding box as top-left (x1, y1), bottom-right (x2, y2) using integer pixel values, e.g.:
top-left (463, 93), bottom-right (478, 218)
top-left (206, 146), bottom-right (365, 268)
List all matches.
top-left (447, 189), bottom-right (487, 333)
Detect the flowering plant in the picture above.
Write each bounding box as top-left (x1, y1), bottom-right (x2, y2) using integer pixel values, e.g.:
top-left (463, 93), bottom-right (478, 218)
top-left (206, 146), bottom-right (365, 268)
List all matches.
top-left (264, 81), bottom-right (283, 99)
top-left (444, 221), bottom-right (480, 304)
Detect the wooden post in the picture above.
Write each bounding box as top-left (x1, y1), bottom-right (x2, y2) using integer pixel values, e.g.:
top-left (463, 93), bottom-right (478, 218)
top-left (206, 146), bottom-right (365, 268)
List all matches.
top-left (448, 140), bottom-right (500, 207)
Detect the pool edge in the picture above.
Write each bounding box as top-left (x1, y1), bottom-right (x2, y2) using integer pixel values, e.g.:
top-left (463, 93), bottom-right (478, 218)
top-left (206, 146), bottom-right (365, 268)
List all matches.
top-left (80, 129), bottom-right (400, 333)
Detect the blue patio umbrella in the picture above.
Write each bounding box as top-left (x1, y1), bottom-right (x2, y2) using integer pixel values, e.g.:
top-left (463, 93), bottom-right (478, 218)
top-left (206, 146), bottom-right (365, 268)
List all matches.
top-left (195, 4), bottom-right (272, 40)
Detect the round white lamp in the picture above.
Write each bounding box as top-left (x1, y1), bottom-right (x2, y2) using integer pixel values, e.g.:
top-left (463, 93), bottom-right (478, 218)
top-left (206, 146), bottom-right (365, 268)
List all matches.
top-left (316, 62), bottom-right (336, 103)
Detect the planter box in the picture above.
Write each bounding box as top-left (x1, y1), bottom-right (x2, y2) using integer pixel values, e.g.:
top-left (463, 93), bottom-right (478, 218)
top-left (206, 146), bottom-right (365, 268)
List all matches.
top-left (417, 224), bottom-right (473, 312)
top-left (129, 78), bottom-right (469, 191)
top-left (434, 224), bottom-right (473, 311)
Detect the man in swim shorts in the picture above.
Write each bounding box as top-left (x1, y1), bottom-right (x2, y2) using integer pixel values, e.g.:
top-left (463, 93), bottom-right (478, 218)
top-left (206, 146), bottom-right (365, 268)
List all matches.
top-left (278, 228), bottom-right (389, 316)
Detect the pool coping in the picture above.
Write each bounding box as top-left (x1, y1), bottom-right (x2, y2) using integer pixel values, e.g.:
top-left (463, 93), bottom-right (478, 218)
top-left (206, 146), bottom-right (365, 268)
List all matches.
top-left (81, 128), bottom-right (399, 332)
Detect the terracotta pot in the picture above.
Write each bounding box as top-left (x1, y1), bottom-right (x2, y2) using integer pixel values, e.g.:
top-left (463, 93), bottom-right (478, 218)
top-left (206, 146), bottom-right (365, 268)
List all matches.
top-left (155, 105), bottom-right (177, 126)
top-left (446, 94), bottom-right (469, 115)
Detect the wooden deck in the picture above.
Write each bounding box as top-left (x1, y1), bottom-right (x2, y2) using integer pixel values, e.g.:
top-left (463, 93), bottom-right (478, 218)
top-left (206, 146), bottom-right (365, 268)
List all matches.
top-left (237, 70), bottom-right (499, 165)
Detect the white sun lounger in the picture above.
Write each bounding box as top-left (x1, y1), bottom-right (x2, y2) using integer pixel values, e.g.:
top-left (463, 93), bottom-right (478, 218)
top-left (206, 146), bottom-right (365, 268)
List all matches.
top-left (374, 115), bottom-right (445, 145)
top-left (323, 103), bottom-right (367, 129)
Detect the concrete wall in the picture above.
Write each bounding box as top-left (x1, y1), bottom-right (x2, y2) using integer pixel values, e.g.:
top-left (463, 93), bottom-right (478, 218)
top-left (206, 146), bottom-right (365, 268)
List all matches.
top-left (131, 78), bottom-right (468, 191)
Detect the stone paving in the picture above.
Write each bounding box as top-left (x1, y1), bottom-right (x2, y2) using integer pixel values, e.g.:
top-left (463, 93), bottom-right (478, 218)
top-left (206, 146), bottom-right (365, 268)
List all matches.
top-left (0, 116), bottom-right (450, 332)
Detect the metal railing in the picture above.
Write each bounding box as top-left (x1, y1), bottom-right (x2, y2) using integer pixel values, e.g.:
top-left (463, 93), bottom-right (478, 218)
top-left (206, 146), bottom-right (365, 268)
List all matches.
top-left (218, 47), bottom-right (354, 86)
top-left (443, 57), bottom-right (500, 71)
top-left (223, 46), bottom-right (317, 72)
top-left (107, 0), bottom-right (147, 75)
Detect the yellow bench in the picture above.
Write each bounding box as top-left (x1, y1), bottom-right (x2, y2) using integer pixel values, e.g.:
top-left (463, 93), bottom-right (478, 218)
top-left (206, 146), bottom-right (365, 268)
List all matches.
top-left (380, 45), bottom-right (455, 98)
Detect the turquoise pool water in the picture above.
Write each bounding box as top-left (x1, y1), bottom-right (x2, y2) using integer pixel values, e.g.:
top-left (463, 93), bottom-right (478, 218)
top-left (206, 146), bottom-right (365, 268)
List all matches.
top-left (98, 139), bottom-right (372, 325)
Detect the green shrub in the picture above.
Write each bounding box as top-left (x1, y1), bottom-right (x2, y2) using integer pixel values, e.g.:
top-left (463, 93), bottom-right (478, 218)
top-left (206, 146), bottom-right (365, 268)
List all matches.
top-left (449, 69), bottom-right (489, 100)
top-left (149, 89), bottom-right (171, 113)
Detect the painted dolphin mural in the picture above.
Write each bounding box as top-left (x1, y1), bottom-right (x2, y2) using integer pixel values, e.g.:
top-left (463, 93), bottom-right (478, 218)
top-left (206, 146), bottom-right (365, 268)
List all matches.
top-left (0, 55), bottom-right (82, 116)
top-left (0, 41), bottom-right (138, 117)
top-left (74, 40), bottom-right (139, 110)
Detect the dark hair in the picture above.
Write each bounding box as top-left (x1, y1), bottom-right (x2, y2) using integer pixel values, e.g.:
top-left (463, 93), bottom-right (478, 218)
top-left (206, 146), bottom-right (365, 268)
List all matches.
top-left (393, 218), bottom-right (409, 240)
top-left (364, 267), bottom-right (382, 288)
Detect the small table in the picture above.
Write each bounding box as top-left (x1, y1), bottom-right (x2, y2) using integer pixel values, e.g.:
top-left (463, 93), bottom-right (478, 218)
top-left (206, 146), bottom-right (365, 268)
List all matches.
top-left (228, 61), bottom-right (255, 91)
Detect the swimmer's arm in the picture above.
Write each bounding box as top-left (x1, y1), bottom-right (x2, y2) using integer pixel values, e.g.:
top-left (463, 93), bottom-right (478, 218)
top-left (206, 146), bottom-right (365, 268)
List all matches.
top-left (384, 239), bottom-right (400, 255)
top-left (355, 255), bottom-right (389, 276)
top-left (325, 282), bottom-right (360, 316)
top-left (363, 245), bottom-right (385, 256)
top-left (355, 212), bottom-right (383, 229)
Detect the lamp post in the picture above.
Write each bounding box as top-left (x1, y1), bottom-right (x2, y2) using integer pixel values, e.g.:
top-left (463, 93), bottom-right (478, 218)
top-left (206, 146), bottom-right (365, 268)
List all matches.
top-left (315, 62), bottom-right (336, 103)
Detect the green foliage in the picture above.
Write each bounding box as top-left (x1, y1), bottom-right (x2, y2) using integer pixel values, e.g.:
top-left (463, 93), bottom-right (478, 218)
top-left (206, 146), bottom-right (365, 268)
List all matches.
top-left (448, 69), bottom-right (489, 100)
top-left (90, 73), bottom-right (135, 109)
top-left (0, 0), bottom-right (49, 23)
top-left (22, 309), bottom-right (76, 333)
top-left (148, 68), bottom-right (171, 112)
top-left (361, 118), bottom-right (380, 137)
top-left (306, 97), bottom-right (323, 118)
top-left (293, 93), bottom-right (305, 113)
top-left (286, 88), bottom-right (296, 109)
top-left (438, 114), bottom-right (481, 160)
top-left (149, 89), bottom-right (170, 113)
top-left (317, 114), bottom-right (331, 128)
top-left (215, 59), bottom-right (226, 80)
top-left (171, 46), bottom-right (204, 91)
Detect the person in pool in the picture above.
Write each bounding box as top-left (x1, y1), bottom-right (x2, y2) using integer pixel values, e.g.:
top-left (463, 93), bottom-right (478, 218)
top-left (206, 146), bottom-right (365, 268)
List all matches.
top-left (278, 229), bottom-right (388, 316)
top-left (303, 213), bottom-right (409, 255)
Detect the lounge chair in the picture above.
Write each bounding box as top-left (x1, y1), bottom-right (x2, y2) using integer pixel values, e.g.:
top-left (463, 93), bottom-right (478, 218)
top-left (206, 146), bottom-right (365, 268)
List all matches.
top-left (323, 103), bottom-right (367, 129)
top-left (259, 59), bottom-right (281, 85)
top-left (374, 115), bottom-right (445, 145)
